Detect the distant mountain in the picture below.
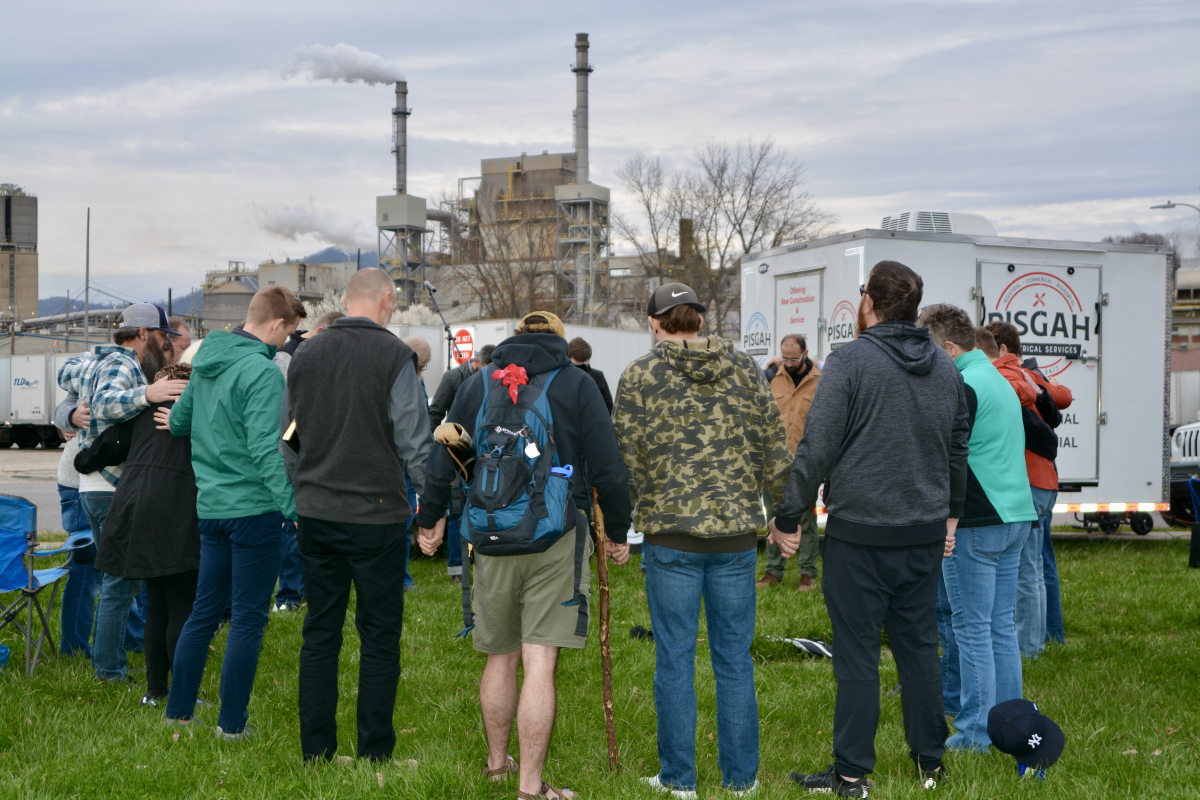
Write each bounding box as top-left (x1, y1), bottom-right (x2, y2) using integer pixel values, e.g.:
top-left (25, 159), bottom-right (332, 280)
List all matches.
top-left (38, 294), bottom-right (202, 318)
top-left (301, 247), bottom-right (379, 268)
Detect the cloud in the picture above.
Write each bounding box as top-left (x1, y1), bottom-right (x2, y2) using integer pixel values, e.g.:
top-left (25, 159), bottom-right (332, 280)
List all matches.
top-left (281, 43), bottom-right (404, 86)
top-left (256, 201), bottom-right (376, 251)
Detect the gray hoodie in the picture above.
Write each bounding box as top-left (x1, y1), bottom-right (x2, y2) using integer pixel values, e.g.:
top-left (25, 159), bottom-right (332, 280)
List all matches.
top-left (775, 320), bottom-right (970, 549)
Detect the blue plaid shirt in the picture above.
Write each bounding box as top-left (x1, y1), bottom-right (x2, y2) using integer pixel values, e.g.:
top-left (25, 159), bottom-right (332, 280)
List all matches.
top-left (57, 345), bottom-right (150, 486)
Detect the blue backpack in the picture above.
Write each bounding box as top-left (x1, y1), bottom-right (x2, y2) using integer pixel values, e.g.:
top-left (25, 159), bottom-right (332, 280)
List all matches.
top-left (456, 365), bottom-right (587, 637)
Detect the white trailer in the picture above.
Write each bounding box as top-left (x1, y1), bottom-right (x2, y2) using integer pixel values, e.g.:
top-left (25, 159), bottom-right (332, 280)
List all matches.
top-left (0, 354), bottom-right (65, 449)
top-left (739, 216), bottom-right (1172, 526)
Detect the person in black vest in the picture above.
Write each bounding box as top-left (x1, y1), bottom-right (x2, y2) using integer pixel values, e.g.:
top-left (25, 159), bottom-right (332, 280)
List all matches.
top-left (272, 310), bottom-right (344, 613)
top-left (94, 362), bottom-right (200, 708)
top-left (280, 268), bottom-right (434, 764)
top-left (567, 337), bottom-right (613, 414)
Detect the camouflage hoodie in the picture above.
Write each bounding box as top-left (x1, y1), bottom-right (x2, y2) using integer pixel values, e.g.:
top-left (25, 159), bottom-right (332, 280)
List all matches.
top-left (613, 335), bottom-right (792, 539)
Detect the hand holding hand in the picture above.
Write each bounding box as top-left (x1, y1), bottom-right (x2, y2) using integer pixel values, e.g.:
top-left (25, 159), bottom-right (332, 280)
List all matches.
top-left (768, 516), bottom-right (801, 558)
top-left (153, 406), bottom-right (172, 431)
top-left (417, 517), bottom-right (446, 555)
top-left (943, 518), bottom-right (959, 558)
top-left (62, 431), bottom-right (76, 442)
top-left (69, 396), bottom-right (91, 430)
top-left (146, 379), bottom-right (188, 405)
top-left (608, 542), bottom-right (631, 566)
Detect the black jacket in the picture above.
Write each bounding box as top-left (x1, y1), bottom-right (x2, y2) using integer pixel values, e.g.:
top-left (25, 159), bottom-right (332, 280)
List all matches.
top-left (428, 360), bottom-right (475, 431)
top-left (281, 316), bottom-right (433, 525)
top-left (414, 333), bottom-right (632, 542)
top-left (574, 362), bottom-right (613, 414)
top-left (95, 404), bottom-right (200, 579)
top-left (775, 321), bottom-right (971, 548)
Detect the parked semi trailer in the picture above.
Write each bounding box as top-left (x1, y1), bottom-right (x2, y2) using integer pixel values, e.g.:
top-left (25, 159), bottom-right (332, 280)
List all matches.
top-left (739, 212), bottom-right (1173, 533)
top-left (0, 353), bottom-right (76, 449)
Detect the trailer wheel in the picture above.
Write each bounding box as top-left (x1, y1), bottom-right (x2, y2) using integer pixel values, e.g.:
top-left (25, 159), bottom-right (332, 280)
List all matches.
top-left (1130, 512), bottom-right (1153, 536)
top-left (14, 429), bottom-right (40, 449)
top-left (1098, 514), bottom-right (1122, 534)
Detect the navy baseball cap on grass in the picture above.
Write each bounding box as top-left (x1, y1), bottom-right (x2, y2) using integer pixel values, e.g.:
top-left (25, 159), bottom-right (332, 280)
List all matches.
top-left (647, 282), bottom-right (706, 316)
top-left (120, 303), bottom-right (180, 336)
top-left (987, 699), bottom-right (1064, 770)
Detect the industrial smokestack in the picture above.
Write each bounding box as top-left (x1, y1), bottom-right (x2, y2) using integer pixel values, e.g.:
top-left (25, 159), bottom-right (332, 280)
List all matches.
top-left (572, 33), bottom-right (592, 185)
top-left (393, 80), bottom-right (410, 194)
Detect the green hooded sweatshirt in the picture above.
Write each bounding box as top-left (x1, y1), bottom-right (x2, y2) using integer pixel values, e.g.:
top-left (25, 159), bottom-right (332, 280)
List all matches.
top-left (169, 331), bottom-right (297, 521)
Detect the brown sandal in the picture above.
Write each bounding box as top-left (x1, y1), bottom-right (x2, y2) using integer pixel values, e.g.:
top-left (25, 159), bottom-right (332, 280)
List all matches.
top-left (516, 782), bottom-right (577, 800)
top-left (484, 755), bottom-right (518, 782)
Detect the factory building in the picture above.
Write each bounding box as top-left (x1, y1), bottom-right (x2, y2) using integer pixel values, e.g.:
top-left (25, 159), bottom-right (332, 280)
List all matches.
top-left (1, 185), bottom-right (39, 322)
top-left (200, 258), bottom-right (358, 331)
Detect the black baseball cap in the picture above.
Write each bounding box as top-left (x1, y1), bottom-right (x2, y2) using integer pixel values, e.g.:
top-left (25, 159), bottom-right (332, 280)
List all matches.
top-left (987, 699), bottom-right (1064, 770)
top-left (647, 282), bottom-right (706, 316)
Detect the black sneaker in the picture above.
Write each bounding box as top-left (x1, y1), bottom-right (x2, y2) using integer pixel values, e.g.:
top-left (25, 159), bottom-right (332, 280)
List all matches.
top-left (917, 763), bottom-right (948, 790)
top-left (789, 765), bottom-right (872, 797)
top-left (140, 693), bottom-right (164, 708)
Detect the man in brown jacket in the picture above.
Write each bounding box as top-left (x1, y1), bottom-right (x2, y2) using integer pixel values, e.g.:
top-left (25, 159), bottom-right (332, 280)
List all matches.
top-left (758, 333), bottom-right (822, 590)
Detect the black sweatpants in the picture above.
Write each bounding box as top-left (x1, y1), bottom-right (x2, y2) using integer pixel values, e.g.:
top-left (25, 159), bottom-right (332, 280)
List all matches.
top-left (296, 516), bottom-right (407, 762)
top-left (821, 535), bottom-right (948, 778)
top-left (143, 569), bottom-right (199, 698)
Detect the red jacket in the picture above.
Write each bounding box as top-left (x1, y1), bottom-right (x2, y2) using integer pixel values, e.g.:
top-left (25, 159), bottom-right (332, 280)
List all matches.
top-left (992, 354), bottom-right (1073, 490)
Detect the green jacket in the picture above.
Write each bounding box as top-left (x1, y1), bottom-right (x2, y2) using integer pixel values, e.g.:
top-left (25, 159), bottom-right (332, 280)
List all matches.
top-left (612, 335), bottom-right (792, 538)
top-left (170, 331), bottom-right (297, 521)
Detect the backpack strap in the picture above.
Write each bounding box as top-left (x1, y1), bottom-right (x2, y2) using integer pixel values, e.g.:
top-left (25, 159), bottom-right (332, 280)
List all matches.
top-left (561, 510), bottom-right (589, 637)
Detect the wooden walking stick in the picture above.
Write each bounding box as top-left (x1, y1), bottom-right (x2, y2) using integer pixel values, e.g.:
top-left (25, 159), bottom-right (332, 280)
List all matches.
top-left (592, 488), bottom-right (618, 771)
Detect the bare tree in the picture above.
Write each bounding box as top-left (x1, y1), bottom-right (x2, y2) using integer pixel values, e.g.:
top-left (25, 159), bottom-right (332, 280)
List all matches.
top-left (614, 138), bottom-right (836, 337)
top-left (444, 214), bottom-right (565, 320)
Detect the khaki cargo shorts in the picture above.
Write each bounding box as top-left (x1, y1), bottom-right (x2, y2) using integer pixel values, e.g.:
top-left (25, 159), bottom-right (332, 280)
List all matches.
top-left (471, 517), bottom-right (593, 654)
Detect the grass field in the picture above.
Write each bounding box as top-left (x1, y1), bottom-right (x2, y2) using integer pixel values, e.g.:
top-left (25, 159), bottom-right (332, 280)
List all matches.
top-left (1, 536), bottom-right (1197, 799)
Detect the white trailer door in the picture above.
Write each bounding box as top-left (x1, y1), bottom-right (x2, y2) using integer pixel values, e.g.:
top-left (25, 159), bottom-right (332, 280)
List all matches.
top-left (775, 269), bottom-right (824, 358)
top-left (978, 260), bottom-right (1101, 485)
top-left (10, 355), bottom-right (48, 422)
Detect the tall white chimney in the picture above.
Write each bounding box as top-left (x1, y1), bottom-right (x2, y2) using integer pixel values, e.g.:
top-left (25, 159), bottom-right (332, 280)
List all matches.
top-left (392, 80), bottom-right (409, 194)
top-left (572, 33), bottom-right (592, 185)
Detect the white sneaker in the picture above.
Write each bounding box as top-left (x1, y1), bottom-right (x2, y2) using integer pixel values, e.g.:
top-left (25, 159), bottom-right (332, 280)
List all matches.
top-left (727, 780), bottom-right (759, 796)
top-left (642, 775), bottom-right (698, 799)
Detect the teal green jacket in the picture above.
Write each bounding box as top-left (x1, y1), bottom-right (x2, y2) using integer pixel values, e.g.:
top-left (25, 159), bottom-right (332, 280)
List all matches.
top-left (170, 331), bottom-right (297, 521)
top-left (955, 349), bottom-right (1037, 527)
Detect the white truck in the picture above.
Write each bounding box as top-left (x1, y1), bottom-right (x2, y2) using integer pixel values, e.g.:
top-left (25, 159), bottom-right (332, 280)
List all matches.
top-left (740, 212), bottom-right (1173, 533)
top-left (0, 353), bottom-right (76, 449)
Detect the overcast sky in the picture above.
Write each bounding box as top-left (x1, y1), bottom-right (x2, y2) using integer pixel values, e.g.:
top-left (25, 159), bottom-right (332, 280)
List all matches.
top-left (3, 0), bottom-right (1197, 303)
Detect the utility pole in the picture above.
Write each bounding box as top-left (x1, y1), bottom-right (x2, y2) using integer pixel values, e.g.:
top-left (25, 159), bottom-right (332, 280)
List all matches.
top-left (85, 207), bottom-right (90, 350)
top-left (64, 291), bottom-right (70, 353)
top-left (168, 288), bottom-right (172, 317)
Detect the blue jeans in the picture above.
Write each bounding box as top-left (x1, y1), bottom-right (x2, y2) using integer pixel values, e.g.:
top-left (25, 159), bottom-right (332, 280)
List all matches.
top-left (92, 573), bottom-right (144, 680)
top-left (1043, 513), bottom-right (1064, 644)
top-left (642, 541), bottom-right (758, 792)
top-left (936, 573), bottom-right (960, 717)
top-left (81, 491), bottom-right (147, 655)
top-left (58, 486), bottom-right (96, 656)
top-left (942, 521), bottom-right (1030, 751)
top-left (276, 520), bottom-right (305, 606)
top-left (1017, 489), bottom-right (1056, 658)
top-left (166, 511), bottom-right (285, 733)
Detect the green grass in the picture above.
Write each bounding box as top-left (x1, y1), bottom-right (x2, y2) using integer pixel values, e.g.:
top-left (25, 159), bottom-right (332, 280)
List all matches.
top-left (2, 539), bottom-right (1198, 799)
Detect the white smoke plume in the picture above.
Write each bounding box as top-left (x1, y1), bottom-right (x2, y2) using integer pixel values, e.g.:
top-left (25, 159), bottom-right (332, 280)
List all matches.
top-left (256, 202), bottom-right (375, 251)
top-left (282, 43), bottom-right (405, 85)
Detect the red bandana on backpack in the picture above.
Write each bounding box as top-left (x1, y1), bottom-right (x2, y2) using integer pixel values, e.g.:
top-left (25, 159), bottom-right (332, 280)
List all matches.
top-left (491, 364), bottom-right (529, 404)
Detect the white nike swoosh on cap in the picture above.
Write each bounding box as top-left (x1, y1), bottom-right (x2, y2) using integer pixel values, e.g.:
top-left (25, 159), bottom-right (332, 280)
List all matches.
top-left (671, 291), bottom-right (687, 297)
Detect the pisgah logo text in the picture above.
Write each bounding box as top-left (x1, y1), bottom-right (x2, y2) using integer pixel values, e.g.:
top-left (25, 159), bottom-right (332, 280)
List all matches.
top-left (827, 301), bottom-right (857, 350)
top-left (986, 272), bottom-right (1091, 362)
top-left (743, 312), bottom-right (771, 364)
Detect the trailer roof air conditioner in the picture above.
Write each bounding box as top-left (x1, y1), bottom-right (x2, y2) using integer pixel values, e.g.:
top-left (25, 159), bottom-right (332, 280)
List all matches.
top-left (879, 211), bottom-right (997, 236)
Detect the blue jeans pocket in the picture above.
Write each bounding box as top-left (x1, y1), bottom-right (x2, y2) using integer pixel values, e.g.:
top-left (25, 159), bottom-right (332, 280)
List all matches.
top-left (646, 542), bottom-right (687, 569)
top-left (969, 524), bottom-right (1015, 556)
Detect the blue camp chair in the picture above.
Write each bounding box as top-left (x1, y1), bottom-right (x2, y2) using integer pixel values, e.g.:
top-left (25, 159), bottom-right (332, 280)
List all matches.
top-left (0, 494), bottom-right (94, 677)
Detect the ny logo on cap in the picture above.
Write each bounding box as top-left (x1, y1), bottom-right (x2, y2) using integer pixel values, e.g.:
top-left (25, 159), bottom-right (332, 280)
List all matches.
top-left (1028, 733), bottom-right (1042, 748)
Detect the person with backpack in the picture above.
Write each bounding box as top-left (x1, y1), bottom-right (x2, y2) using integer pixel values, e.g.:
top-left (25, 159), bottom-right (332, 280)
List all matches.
top-left (415, 310), bottom-right (631, 800)
top-left (612, 283), bottom-right (792, 798)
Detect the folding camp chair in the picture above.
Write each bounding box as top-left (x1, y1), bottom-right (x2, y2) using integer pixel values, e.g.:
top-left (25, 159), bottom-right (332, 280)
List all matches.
top-left (0, 494), bottom-right (94, 677)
